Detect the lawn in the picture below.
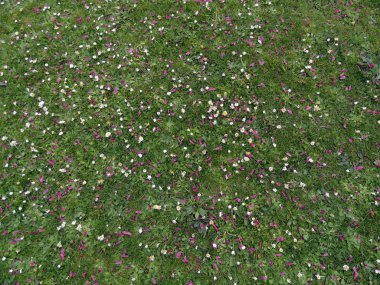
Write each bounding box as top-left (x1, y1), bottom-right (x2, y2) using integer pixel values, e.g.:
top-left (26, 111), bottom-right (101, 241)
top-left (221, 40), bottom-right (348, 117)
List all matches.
top-left (0, 0), bottom-right (379, 284)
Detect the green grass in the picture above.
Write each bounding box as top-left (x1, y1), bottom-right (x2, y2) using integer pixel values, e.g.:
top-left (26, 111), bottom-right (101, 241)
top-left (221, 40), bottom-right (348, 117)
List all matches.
top-left (0, 0), bottom-right (379, 284)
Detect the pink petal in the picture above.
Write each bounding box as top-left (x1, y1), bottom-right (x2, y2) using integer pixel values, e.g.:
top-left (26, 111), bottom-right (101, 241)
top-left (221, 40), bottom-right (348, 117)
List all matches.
top-left (60, 248), bottom-right (65, 261)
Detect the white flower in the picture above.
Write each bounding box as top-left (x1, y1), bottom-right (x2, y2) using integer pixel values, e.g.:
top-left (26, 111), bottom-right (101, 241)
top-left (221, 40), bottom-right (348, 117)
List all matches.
top-left (343, 265), bottom-right (349, 271)
top-left (152, 205), bottom-right (161, 210)
top-left (76, 224), bottom-right (82, 232)
top-left (105, 132), bottom-right (111, 138)
top-left (38, 101), bottom-right (45, 108)
top-left (97, 235), bottom-right (104, 241)
top-left (149, 255), bottom-right (155, 261)
top-left (138, 136), bottom-right (144, 143)
top-left (57, 241), bottom-right (62, 248)
top-left (10, 141), bottom-right (17, 147)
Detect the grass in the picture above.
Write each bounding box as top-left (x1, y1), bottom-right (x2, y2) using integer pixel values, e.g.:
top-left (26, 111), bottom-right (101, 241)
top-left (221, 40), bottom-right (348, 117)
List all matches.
top-left (0, 0), bottom-right (379, 284)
